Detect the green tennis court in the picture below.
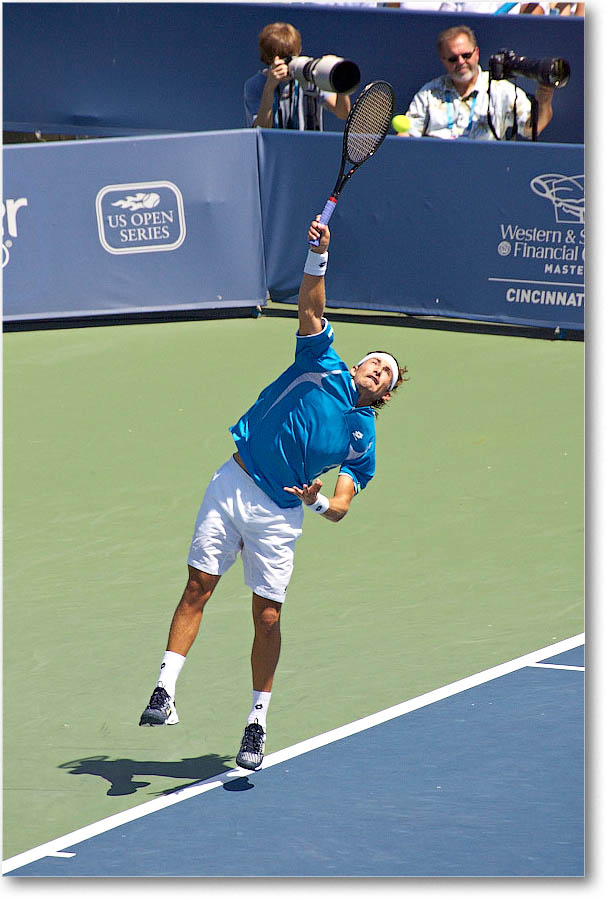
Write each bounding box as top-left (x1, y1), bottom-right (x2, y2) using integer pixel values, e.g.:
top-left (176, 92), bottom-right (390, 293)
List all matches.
top-left (2, 314), bottom-right (583, 861)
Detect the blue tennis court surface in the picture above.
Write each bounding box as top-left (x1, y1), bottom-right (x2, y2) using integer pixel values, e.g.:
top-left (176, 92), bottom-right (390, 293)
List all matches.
top-left (4, 640), bottom-right (584, 877)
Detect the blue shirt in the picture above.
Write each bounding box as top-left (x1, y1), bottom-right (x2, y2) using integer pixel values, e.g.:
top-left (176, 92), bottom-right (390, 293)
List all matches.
top-left (230, 319), bottom-right (376, 508)
top-left (244, 71), bottom-right (331, 130)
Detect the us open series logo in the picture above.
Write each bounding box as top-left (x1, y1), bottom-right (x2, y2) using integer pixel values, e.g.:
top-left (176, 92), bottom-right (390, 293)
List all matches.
top-left (95, 181), bottom-right (186, 254)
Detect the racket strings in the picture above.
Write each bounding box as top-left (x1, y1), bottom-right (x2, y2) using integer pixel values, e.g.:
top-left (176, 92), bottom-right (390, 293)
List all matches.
top-left (346, 83), bottom-right (394, 164)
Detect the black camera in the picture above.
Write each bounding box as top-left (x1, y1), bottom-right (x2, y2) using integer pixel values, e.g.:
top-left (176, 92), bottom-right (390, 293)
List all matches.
top-left (287, 55), bottom-right (360, 94)
top-left (488, 49), bottom-right (570, 89)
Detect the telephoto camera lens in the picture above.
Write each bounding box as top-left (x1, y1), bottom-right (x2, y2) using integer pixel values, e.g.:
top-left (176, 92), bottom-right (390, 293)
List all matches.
top-left (288, 55), bottom-right (361, 93)
top-left (544, 57), bottom-right (570, 88)
top-left (489, 49), bottom-right (570, 89)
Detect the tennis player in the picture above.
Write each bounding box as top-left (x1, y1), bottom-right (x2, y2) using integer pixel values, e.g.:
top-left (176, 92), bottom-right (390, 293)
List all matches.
top-left (139, 216), bottom-right (407, 770)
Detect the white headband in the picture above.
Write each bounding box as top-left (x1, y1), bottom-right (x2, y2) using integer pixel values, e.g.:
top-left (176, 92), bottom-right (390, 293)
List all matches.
top-left (356, 353), bottom-right (399, 390)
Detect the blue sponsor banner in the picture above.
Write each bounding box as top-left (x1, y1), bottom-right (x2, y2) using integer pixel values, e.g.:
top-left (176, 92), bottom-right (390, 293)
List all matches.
top-left (3, 130), bottom-right (584, 330)
top-left (260, 131), bottom-right (584, 331)
top-left (485, 169), bottom-right (584, 325)
top-left (2, 130), bottom-right (265, 320)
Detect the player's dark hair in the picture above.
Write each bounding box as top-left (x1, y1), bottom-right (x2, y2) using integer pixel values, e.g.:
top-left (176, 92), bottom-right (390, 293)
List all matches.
top-left (364, 350), bottom-right (408, 412)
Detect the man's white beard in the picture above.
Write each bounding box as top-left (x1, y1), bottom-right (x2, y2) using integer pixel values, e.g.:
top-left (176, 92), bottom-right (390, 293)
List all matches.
top-left (451, 67), bottom-right (474, 84)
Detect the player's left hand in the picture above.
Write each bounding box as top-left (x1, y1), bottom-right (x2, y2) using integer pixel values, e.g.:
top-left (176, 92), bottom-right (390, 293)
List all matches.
top-left (308, 219), bottom-right (330, 253)
top-left (284, 479), bottom-right (323, 505)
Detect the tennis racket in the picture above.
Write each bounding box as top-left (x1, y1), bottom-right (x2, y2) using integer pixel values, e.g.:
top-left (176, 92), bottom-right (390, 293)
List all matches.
top-left (310, 80), bottom-right (395, 246)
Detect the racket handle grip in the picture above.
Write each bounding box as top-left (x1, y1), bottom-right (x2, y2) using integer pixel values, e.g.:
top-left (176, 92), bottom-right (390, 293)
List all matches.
top-left (309, 197), bottom-right (337, 246)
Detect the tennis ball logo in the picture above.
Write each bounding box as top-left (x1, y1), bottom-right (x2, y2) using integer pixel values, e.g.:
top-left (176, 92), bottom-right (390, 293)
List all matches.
top-left (111, 192), bottom-right (161, 211)
top-left (142, 193), bottom-right (160, 209)
top-left (392, 114), bottom-right (410, 134)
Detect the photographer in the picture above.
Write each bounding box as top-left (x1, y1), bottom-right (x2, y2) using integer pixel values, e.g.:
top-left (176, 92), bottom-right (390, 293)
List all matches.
top-left (244, 22), bottom-right (351, 130)
top-left (399, 25), bottom-right (555, 140)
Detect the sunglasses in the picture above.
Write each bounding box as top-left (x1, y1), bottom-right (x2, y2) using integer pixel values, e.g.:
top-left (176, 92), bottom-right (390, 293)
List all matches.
top-left (446, 50), bottom-right (476, 63)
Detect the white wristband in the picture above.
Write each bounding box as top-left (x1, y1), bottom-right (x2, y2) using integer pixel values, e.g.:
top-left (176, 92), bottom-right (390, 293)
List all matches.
top-left (306, 493), bottom-right (330, 514)
top-left (304, 249), bottom-right (328, 277)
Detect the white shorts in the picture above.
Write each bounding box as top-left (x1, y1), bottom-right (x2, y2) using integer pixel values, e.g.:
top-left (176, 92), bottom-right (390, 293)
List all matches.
top-left (187, 456), bottom-right (304, 603)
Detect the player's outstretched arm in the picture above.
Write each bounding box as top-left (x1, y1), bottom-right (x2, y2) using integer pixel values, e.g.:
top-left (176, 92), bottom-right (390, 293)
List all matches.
top-left (284, 473), bottom-right (355, 522)
top-left (298, 219), bottom-right (330, 337)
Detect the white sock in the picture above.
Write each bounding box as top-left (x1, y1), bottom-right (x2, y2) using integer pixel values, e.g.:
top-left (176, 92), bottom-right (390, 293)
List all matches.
top-left (156, 650), bottom-right (186, 698)
top-left (247, 690), bottom-right (271, 730)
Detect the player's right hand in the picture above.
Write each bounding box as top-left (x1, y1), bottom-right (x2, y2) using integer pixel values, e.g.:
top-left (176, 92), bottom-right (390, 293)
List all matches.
top-left (284, 478), bottom-right (324, 505)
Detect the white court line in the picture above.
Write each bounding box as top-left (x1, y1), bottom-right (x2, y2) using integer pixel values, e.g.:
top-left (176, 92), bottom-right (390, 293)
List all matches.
top-left (531, 663), bottom-right (585, 671)
top-left (2, 631), bottom-right (584, 874)
top-left (487, 277), bottom-right (584, 288)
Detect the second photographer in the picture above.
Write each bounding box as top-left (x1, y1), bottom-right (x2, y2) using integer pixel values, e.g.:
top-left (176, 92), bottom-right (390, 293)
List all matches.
top-left (398, 25), bottom-right (558, 141)
top-left (244, 22), bottom-right (353, 130)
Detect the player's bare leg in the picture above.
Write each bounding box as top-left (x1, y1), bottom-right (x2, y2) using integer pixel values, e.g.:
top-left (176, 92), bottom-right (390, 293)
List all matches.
top-left (236, 594), bottom-right (282, 770)
top-left (166, 566), bottom-right (221, 657)
top-left (251, 594), bottom-right (282, 692)
top-left (139, 566), bottom-right (220, 726)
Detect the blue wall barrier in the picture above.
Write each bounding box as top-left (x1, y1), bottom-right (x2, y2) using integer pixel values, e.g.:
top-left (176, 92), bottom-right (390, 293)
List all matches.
top-left (2, 129), bottom-right (584, 330)
top-left (2, 130), bottom-right (265, 319)
top-left (260, 130), bottom-right (584, 331)
top-left (3, 2), bottom-right (583, 144)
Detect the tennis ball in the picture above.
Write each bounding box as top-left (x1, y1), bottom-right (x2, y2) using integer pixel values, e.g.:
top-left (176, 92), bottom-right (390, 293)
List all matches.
top-left (392, 114), bottom-right (410, 134)
top-left (141, 193), bottom-right (160, 208)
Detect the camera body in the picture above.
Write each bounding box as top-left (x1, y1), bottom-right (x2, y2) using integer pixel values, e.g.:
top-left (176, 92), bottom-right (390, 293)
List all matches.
top-left (488, 49), bottom-right (570, 89)
top-left (287, 55), bottom-right (360, 94)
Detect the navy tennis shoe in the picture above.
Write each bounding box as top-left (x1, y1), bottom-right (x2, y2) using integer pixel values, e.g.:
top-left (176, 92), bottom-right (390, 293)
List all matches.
top-left (139, 686), bottom-right (179, 726)
top-left (236, 721), bottom-right (265, 770)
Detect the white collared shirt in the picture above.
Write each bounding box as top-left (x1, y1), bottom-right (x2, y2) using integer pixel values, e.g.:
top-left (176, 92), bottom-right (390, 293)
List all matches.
top-left (406, 67), bottom-right (533, 140)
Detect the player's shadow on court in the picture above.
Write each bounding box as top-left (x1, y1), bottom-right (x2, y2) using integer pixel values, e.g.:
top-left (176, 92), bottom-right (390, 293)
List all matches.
top-left (59, 754), bottom-right (236, 797)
